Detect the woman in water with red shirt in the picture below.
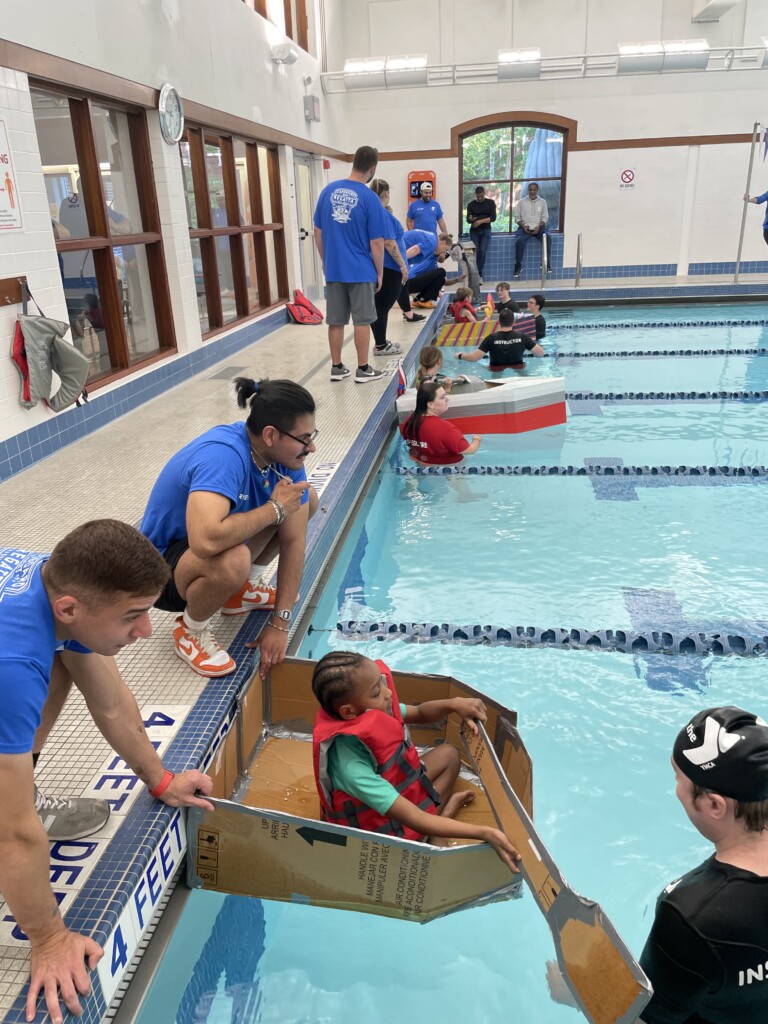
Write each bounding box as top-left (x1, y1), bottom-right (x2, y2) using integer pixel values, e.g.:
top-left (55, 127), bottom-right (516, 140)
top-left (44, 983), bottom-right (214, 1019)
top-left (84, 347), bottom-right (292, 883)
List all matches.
top-left (400, 381), bottom-right (482, 465)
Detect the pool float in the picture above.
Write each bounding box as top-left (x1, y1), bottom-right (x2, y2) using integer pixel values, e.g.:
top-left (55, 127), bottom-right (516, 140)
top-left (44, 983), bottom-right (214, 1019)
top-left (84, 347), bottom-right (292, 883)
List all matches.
top-left (396, 375), bottom-right (567, 434)
top-left (187, 657), bottom-right (650, 1024)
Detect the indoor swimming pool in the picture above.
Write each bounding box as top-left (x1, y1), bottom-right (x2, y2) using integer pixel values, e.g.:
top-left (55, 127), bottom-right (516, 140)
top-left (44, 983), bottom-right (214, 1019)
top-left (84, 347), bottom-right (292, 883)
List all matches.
top-left (130, 303), bottom-right (768, 1024)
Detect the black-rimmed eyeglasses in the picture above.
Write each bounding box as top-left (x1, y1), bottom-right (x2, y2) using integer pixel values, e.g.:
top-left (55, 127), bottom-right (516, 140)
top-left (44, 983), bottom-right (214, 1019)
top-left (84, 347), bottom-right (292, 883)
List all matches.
top-left (280, 428), bottom-right (319, 447)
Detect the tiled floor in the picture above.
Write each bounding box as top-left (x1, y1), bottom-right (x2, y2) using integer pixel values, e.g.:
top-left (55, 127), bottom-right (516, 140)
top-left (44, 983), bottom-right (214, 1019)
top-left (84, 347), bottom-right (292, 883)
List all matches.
top-left (1, 270), bottom-right (766, 1020)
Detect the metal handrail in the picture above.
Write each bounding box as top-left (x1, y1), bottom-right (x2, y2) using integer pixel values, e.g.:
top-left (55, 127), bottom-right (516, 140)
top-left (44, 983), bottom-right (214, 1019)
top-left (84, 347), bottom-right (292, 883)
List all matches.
top-left (575, 233), bottom-right (583, 288)
top-left (540, 232), bottom-right (549, 289)
top-left (735, 121), bottom-right (763, 284)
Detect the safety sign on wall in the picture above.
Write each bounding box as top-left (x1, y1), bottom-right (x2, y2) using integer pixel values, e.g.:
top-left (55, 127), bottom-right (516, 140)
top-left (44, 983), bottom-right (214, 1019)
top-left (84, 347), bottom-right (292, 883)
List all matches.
top-left (619, 168), bottom-right (636, 190)
top-left (0, 120), bottom-right (22, 230)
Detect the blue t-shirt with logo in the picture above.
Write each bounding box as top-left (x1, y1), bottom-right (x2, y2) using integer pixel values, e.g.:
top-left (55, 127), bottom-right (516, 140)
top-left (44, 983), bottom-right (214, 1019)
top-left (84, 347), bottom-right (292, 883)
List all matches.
top-left (140, 422), bottom-right (309, 554)
top-left (383, 209), bottom-right (407, 272)
top-left (313, 179), bottom-right (387, 283)
top-left (0, 549), bottom-right (90, 754)
top-left (407, 198), bottom-right (444, 233)
top-left (404, 229), bottom-right (438, 278)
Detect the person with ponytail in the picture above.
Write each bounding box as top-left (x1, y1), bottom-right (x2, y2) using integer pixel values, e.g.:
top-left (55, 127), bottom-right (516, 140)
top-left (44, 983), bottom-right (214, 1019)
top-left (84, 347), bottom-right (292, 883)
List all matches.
top-left (400, 380), bottom-right (481, 465)
top-left (369, 178), bottom-right (408, 355)
top-left (140, 377), bottom-right (317, 678)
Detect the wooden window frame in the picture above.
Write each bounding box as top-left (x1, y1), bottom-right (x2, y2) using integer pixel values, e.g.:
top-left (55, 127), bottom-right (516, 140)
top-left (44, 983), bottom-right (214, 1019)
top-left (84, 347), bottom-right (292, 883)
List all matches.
top-left (182, 126), bottom-right (288, 339)
top-left (34, 85), bottom-right (176, 389)
top-left (459, 121), bottom-right (568, 235)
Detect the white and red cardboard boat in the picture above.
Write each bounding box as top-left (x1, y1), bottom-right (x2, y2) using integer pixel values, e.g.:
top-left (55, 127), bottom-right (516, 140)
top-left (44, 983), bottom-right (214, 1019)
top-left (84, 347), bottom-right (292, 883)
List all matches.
top-left (396, 375), bottom-right (567, 435)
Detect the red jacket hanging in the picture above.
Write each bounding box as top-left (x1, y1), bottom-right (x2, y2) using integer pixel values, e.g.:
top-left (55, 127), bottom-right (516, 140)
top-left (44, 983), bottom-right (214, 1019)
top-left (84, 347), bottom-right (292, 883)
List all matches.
top-left (313, 660), bottom-right (440, 841)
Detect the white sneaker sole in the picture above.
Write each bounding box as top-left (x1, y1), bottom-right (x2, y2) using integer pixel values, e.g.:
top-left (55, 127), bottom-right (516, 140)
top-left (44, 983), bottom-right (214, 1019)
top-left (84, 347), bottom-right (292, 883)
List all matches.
top-left (174, 644), bottom-right (237, 677)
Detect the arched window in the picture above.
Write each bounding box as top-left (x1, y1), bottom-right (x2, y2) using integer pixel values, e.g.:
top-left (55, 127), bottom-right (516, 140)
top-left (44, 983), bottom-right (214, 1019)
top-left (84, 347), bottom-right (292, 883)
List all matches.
top-left (460, 124), bottom-right (565, 235)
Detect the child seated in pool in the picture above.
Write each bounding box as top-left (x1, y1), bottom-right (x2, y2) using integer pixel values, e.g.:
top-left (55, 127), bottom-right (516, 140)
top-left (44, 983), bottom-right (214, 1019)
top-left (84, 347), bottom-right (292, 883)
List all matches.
top-left (311, 651), bottom-right (521, 870)
top-left (448, 286), bottom-right (478, 323)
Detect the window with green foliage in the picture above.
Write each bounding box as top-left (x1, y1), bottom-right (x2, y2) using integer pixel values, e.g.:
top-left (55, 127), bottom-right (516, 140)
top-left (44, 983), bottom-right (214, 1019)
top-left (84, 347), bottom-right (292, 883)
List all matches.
top-left (461, 125), bottom-right (565, 235)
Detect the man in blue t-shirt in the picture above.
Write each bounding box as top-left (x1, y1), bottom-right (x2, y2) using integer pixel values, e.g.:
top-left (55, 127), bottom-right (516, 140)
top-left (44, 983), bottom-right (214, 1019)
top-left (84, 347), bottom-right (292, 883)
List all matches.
top-left (0, 521), bottom-right (214, 1024)
top-left (406, 182), bottom-right (447, 234)
top-left (398, 228), bottom-right (451, 310)
top-left (313, 145), bottom-right (387, 384)
top-left (140, 377), bottom-right (317, 680)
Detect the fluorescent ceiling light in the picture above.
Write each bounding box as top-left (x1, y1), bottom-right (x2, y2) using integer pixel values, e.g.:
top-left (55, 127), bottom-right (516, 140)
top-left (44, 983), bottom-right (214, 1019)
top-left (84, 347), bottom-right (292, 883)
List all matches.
top-left (497, 48), bottom-right (541, 80)
top-left (762, 37), bottom-right (768, 68)
top-left (385, 54), bottom-right (428, 87)
top-left (617, 41), bottom-right (664, 74)
top-left (662, 38), bottom-right (710, 70)
top-left (343, 57), bottom-right (386, 89)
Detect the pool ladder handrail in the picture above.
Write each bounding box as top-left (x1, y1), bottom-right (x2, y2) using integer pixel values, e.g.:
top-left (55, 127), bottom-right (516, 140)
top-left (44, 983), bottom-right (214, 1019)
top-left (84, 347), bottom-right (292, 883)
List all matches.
top-left (540, 231), bottom-right (549, 289)
top-left (574, 232), bottom-right (583, 288)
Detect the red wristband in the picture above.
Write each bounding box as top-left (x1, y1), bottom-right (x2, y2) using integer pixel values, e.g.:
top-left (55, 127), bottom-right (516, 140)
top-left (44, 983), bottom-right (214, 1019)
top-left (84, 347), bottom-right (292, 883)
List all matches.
top-left (149, 768), bottom-right (175, 799)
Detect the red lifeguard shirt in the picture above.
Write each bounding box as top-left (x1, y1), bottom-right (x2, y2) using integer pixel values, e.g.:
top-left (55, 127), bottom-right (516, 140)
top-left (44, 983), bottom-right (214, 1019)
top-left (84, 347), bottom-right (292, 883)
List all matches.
top-left (400, 416), bottom-right (470, 465)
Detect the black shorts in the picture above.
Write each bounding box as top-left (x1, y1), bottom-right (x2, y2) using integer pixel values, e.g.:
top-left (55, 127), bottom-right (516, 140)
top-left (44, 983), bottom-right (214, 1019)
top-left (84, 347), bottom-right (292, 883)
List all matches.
top-left (155, 537), bottom-right (190, 613)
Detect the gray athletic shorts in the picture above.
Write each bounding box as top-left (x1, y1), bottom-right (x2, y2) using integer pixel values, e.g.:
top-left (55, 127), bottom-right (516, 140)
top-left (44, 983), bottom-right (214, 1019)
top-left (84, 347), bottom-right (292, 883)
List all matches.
top-left (325, 281), bottom-right (377, 326)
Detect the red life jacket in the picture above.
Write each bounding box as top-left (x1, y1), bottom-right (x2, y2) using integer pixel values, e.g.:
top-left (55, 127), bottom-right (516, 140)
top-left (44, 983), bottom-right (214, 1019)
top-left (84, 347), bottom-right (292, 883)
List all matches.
top-left (286, 289), bottom-right (324, 324)
top-left (312, 660), bottom-right (440, 841)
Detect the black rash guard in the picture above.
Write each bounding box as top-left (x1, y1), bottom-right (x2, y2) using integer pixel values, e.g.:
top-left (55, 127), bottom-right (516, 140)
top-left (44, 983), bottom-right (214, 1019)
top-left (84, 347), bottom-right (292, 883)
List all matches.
top-left (640, 855), bottom-right (768, 1024)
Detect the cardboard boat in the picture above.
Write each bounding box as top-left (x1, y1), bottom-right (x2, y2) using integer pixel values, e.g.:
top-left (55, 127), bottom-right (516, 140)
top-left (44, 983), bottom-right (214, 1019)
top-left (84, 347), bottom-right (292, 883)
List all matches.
top-left (396, 375), bottom-right (567, 434)
top-left (186, 657), bottom-right (651, 1024)
top-left (187, 657), bottom-right (529, 923)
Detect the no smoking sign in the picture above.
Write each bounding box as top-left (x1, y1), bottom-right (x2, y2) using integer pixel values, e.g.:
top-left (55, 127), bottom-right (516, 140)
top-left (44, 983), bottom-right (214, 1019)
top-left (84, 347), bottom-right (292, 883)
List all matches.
top-left (620, 168), bottom-right (635, 189)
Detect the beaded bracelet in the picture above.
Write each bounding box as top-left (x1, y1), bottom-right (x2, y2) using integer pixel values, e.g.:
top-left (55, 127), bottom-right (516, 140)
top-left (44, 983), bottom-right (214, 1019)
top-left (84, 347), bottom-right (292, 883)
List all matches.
top-left (266, 618), bottom-right (290, 633)
top-left (267, 498), bottom-right (285, 525)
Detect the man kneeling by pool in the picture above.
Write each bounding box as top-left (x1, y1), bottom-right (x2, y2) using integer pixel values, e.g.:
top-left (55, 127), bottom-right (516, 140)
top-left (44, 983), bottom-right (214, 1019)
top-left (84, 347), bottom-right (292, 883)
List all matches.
top-left (311, 651), bottom-right (521, 870)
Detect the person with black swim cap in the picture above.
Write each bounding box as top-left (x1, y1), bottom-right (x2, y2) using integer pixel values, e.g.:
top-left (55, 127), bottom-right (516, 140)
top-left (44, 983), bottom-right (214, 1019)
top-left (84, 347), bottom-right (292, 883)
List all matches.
top-left (639, 706), bottom-right (768, 1024)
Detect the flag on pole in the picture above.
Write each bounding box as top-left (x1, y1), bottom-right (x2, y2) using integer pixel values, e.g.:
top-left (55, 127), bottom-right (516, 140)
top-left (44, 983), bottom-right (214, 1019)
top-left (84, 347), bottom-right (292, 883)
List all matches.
top-left (396, 360), bottom-right (407, 396)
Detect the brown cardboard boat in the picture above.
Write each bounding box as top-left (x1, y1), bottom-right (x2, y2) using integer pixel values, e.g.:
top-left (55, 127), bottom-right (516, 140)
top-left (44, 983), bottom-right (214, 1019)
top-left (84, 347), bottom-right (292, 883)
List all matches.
top-left (186, 657), bottom-right (651, 1024)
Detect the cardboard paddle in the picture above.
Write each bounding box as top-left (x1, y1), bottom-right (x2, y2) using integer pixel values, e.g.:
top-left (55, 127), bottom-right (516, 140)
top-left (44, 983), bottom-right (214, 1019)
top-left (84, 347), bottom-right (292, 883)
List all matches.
top-left (462, 722), bottom-right (652, 1024)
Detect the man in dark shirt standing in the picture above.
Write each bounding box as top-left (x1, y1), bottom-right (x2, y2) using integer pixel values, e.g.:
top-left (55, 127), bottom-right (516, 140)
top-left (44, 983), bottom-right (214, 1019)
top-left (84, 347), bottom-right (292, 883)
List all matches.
top-left (456, 308), bottom-right (544, 369)
top-left (466, 186), bottom-right (497, 283)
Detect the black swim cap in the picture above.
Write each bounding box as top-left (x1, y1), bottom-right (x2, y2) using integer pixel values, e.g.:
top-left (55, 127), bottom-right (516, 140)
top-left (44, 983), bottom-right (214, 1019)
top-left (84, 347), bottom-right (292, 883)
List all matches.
top-left (673, 706), bottom-right (768, 802)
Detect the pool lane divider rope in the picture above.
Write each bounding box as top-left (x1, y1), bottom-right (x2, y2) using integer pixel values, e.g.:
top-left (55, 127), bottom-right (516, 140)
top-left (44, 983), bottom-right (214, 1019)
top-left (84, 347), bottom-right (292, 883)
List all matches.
top-left (393, 464), bottom-right (768, 477)
top-left (565, 389), bottom-right (768, 401)
top-left (552, 347), bottom-right (768, 358)
top-left (546, 319), bottom-right (768, 331)
top-left (334, 621), bottom-right (768, 658)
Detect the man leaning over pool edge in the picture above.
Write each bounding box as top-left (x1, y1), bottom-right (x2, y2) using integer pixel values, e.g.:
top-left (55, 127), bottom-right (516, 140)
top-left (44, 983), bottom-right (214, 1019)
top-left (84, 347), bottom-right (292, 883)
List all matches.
top-left (0, 520), bottom-right (213, 1024)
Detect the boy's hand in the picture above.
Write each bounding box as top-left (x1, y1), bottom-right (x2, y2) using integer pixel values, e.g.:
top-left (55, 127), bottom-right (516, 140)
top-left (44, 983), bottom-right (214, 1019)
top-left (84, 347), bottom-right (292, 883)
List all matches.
top-left (484, 827), bottom-right (522, 872)
top-left (451, 697), bottom-right (487, 735)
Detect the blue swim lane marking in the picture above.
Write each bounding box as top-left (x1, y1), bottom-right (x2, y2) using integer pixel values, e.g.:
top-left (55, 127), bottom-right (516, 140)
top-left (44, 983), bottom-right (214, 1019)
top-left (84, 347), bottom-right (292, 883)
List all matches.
top-left (585, 457), bottom-right (638, 502)
top-left (623, 587), bottom-right (710, 693)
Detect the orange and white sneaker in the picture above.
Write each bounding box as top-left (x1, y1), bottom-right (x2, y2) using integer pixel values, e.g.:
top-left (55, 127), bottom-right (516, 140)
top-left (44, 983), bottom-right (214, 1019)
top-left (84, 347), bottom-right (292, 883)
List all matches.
top-left (221, 578), bottom-right (277, 615)
top-left (412, 299), bottom-right (436, 309)
top-left (173, 617), bottom-right (236, 677)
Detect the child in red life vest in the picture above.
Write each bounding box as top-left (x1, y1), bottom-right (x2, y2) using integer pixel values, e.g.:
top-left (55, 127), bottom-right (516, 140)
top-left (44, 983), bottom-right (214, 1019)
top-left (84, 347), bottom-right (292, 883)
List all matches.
top-left (448, 286), bottom-right (478, 323)
top-left (311, 651), bottom-right (521, 870)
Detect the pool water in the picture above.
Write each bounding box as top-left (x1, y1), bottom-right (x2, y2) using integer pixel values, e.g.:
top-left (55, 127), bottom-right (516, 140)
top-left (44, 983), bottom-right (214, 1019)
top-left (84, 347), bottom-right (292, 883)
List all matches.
top-left (543, 301), bottom-right (768, 326)
top-left (132, 305), bottom-right (768, 1024)
top-left (327, 469), bottom-right (768, 630)
top-left (440, 349), bottom-right (768, 393)
top-left (544, 324), bottom-right (768, 354)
